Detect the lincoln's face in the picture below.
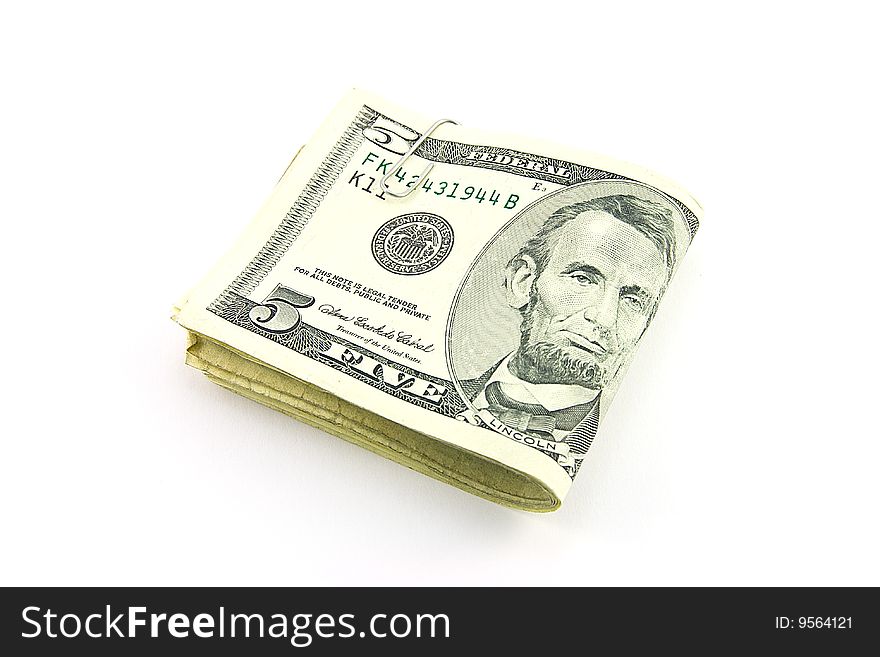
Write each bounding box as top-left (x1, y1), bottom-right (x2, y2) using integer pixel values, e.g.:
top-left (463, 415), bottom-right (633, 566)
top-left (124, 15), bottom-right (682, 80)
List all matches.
top-left (508, 210), bottom-right (667, 388)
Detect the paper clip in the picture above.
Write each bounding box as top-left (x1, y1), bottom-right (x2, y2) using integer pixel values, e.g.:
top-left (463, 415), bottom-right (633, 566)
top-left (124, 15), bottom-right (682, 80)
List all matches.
top-left (379, 118), bottom-right (458, 198)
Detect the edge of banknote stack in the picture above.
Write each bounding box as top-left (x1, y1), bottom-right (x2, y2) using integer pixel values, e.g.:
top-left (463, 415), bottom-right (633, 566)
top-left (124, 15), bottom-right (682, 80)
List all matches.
top-left (172, 325), bottom-right (562, 511)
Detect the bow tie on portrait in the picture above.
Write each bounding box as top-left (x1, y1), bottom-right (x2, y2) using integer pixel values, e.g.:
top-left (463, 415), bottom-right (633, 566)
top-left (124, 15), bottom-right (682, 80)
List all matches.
top-left (483, 381), bottom-right (594, 438)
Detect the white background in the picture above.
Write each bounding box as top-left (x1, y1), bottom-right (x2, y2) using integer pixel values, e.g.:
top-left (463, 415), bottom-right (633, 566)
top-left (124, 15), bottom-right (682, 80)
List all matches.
top-left (2, 1), bottom-right (878, 586)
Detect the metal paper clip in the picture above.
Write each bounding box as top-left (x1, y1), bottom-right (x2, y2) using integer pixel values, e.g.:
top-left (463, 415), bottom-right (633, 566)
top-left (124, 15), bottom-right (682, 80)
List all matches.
top-left (379, 118), bottom-right (458, 198)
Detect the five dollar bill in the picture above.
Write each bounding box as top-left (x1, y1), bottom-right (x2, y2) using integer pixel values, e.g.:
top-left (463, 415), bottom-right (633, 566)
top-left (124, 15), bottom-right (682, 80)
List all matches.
top-left (173, 90), bottom-right (701, 512)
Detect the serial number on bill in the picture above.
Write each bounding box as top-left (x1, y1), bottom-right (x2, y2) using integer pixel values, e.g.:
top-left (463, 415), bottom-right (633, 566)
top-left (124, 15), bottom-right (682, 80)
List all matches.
top-left (775, 616), bottom-right (852, 629)
top-left (349, 152), bottom-right (520, 209)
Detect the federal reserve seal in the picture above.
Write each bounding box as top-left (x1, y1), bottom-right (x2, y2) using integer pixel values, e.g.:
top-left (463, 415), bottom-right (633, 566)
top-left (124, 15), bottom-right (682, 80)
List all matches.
top-left (371, 212), bottom-right (454, 275)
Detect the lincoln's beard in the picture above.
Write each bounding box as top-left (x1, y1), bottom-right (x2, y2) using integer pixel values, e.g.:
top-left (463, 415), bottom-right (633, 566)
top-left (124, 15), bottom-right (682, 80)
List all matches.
top-left (510, 294), bottom-right (624, 389)
top-left (512, 341), bottom-right (606, 388)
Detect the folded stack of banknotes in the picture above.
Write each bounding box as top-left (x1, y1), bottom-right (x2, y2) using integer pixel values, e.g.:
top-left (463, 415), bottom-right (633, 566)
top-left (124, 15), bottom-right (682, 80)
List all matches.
top-left (173, 90), bottom-right (701, 512)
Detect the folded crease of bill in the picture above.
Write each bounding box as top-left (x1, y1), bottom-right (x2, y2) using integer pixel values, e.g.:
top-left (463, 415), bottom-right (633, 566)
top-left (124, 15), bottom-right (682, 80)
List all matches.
top-left (184, 331), bottom-right (560, 511)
